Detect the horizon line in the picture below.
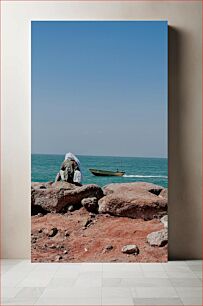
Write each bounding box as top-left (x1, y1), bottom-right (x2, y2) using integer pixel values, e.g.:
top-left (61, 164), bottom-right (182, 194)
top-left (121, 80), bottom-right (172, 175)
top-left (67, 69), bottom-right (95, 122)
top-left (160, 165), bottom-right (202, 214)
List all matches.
top-left (31, 153), bottom-right (167, 159)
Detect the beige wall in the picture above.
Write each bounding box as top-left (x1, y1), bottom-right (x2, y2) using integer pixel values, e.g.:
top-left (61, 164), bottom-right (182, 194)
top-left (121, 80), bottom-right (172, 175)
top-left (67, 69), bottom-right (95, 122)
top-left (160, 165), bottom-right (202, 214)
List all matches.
top-left (1, 1), bottom-right (202, 259)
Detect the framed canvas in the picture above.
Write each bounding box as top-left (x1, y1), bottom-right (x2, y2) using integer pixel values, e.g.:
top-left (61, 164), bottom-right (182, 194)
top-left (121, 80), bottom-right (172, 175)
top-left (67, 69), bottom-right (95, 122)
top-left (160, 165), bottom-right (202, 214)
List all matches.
top-left (31, 20), bottom-right (168, 263)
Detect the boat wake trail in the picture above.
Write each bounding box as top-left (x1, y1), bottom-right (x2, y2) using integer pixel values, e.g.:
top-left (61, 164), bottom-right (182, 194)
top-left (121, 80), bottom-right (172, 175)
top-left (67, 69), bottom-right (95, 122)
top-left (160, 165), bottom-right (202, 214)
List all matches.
top-left (123, 175), bottom-right (168, 178)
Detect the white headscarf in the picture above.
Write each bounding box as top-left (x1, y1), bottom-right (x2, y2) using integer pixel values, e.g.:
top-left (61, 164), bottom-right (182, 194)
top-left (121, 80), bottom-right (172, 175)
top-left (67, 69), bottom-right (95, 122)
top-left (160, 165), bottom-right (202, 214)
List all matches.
top-left (65, 152), bottom-right (81, 168)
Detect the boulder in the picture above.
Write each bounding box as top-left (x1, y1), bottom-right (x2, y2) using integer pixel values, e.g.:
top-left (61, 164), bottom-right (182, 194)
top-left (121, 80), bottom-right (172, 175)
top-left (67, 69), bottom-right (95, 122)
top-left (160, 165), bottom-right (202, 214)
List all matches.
top-left (147, 228), bottom-right (168, 247)
top-left (98, 182), bottom-right (167, 220)
top-left (121, 244), bottom-right (139, 255)
top-left (31, 182), bottom-right (104, 213)
top-left (81, 197), bottom-right (98, 213)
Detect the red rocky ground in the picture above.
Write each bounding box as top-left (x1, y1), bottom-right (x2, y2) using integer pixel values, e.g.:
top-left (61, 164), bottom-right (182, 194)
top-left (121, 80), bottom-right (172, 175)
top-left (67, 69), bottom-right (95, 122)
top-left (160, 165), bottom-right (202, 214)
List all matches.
top-left (31, 208), bottom-right (167, 263)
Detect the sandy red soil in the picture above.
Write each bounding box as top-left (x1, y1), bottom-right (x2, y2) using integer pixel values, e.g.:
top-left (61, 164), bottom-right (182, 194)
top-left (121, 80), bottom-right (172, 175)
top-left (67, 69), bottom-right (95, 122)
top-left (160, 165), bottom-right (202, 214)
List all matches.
top-left (31, 208), bottom-right (167, 263)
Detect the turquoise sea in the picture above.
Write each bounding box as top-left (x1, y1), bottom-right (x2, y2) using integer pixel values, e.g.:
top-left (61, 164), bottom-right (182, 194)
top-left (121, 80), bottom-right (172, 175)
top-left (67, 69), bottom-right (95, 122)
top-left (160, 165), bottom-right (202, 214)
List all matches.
top-left (31, 154), bottom-right (168, 188)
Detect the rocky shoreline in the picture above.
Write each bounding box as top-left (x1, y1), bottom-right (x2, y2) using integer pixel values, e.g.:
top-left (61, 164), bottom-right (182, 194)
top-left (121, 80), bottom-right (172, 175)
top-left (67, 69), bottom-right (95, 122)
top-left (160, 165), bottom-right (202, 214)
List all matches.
top-left (31, 182), bottom-right (168, 262)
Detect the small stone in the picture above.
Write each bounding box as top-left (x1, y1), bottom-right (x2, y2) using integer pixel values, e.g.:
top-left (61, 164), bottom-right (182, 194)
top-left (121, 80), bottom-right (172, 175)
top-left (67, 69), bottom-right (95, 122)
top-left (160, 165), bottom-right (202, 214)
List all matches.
top-left (89, 213), bottom-right (96, 218)
top-left (39, 185), bottom-right (46, 189)
top-left (105, 245), bottom-right (113, 251)
top-left (147, 228), bottom-right (168, 247)
top-left (48, 227), bottom-right (58, 237)
top-left (43, 228), bottom-right (49, 235)
top-left (55, 255), bottom-right (62, 261)
top-left (121, 244), bottom-right (139, 255)
top-left (84, 218), bottom-right (92, 228)
top-left (67, 205), bottom-right (74, 212)
top-left (64, 231), bottom-right (70, 237)
top-left (63, 250), bottom-right (68, 254)
top-left (38, 229), bottom-right (43, 233)
top-left (37, 213), bottom-right (43, 217)
top-left (160, 215), bottom-right (168, 228)
top-left (49, 244), bottom-right (56, 249)
top-left (56, 245), bottom-right (64, 249)
top-left (31, 237), bottom-right (37, 244)
top-left (84, 248), bottom-right (88, 252)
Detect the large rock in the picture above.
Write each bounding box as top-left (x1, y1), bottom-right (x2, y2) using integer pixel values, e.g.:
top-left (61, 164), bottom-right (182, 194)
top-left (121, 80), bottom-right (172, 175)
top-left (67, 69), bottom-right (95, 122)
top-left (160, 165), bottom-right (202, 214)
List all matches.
top-left (31, 182), bottom-right (104, 213)
top-left (81, 197), bottom-right (98, 213)
top-left (98, 182), bottom-right (167, 220)
top-left (147, 228), bottom-right (168, 247)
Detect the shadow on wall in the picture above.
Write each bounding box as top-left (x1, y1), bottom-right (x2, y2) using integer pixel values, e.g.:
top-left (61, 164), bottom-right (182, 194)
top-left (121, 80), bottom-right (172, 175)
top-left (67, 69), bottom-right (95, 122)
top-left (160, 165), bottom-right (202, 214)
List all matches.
top-left (168, 26), bottom-right (202, 260)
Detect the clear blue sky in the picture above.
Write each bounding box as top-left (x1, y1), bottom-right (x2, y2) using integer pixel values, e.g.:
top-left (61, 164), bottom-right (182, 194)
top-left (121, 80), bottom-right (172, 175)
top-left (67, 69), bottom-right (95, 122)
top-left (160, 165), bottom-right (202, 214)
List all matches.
top-left (31, 21), bottom-right (167, 157)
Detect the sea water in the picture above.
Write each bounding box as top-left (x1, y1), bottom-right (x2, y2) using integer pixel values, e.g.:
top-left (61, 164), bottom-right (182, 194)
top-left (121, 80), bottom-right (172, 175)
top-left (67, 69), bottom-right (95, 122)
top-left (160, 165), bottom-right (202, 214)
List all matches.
top-left (31, 154), bottom-right (168, 188)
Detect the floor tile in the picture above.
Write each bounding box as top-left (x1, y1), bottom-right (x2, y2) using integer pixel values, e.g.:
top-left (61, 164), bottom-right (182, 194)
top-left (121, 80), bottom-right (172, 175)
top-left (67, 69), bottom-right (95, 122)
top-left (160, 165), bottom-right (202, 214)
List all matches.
top-left (47, 277), bottom-right (76, 288)
top-left (103, 270), bottom-right (144, 278)
top-left (175, 287), bottom-right (202, 298)
top-left (2, 263), bottom-right (37, 287)
top-left (80, 263), bottom-right (103, 272)
top-left (1, 259), bottom-right (202, 306)
top-left (102, 297), bottom-right (134, 305)
top-left (140, 263), bottom-right (165, 272)
top-left (102, 287), bottom-right (132, 298)
top-left (124, 277), bottom-right (172, 287)
top-left (170, 277), bottom-right (202, 287)
top-left (186, 260), bottom-right (202, 266)
top-left (134, 286), bottom-right (178, 298)
top-left (75, 277), bottom-right (102, 287)
top-left (35, 297), bottom-right (102, 305)
top-left (3, 296), bottom-right (39, 305)
top-left (2, 265), bottom-right (16, 274)
top-left (194, 271), bottom-right (202, 279)
top-left (2, 287), bottom-right (23, 299)
top-left (163, 265), bottom-right (192, 273)
top-left (41, 286), bottom-right (101, 298)
top-left (14, 287), bottom-right (45, 298)
top-left (142, 271), bottom-right (169, 278)
top-left (17, 275), bottom-right (56, 287)
top-left (166, 271), bottom-right (197, 279)
top-left (180, 296), bottom-right (202, 305)
top-left (54, 269), bottom-right (80, 278)
top-left (102, 277), bottom-right (123, 287)
top-left (189, 265), bottom-right (202, 272)
top-left (133, 297), bottom-right (183, 305)
top-left (103, 263), bottom-right (142, 272)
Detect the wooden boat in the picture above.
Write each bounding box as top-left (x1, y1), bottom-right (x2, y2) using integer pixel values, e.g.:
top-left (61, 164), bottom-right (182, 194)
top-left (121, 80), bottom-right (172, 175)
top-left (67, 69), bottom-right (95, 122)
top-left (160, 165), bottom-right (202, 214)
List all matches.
top-left (89, 168), bottom-right (125, 177)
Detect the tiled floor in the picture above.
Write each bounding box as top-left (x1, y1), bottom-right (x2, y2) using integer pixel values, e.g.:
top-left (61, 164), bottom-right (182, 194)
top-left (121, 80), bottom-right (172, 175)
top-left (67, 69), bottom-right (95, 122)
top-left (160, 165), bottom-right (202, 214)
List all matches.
top-left (1, 260), bottom-right (202, 305)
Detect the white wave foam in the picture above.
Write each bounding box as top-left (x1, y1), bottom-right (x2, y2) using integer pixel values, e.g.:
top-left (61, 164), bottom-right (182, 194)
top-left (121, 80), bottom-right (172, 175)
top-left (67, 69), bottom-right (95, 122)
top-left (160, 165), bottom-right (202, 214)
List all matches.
top-left (123, 174), bottom-right (168, 178)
